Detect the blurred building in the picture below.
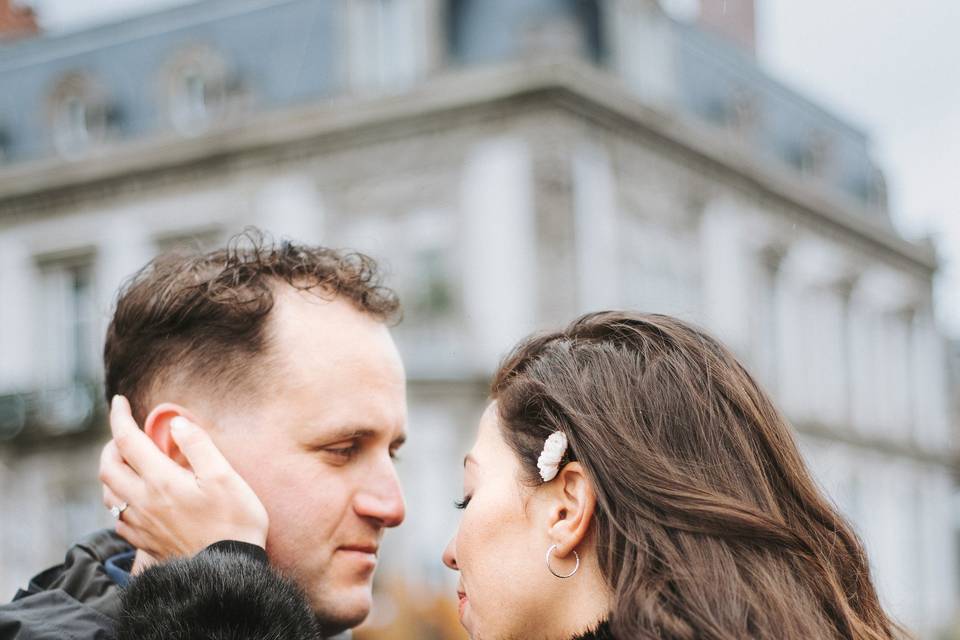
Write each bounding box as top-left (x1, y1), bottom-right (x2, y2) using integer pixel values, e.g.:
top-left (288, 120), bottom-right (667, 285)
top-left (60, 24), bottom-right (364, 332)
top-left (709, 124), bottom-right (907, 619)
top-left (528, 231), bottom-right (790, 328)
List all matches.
top-left (0, 0), bottom-right (955, 636)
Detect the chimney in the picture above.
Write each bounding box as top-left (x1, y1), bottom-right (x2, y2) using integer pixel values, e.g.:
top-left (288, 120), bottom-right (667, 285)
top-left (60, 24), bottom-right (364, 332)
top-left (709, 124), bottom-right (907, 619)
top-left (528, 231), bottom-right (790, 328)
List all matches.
top-left (698, 0), bottom-right (755, 56)
top-left (0, 0), bottom-right (39, 42)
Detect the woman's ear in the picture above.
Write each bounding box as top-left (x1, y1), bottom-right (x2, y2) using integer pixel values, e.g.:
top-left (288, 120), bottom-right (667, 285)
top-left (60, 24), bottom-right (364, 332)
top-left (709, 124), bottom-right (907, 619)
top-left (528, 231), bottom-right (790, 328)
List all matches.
top-left (545, 462), bottom-right (597, 558)
top-left (142, 402), bottom-right (201, 470)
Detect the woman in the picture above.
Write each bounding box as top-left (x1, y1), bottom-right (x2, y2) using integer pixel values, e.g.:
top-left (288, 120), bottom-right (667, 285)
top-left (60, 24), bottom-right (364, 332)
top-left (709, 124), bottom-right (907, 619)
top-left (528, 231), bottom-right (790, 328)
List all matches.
top-left (101, 311), bottom-right (902, 639)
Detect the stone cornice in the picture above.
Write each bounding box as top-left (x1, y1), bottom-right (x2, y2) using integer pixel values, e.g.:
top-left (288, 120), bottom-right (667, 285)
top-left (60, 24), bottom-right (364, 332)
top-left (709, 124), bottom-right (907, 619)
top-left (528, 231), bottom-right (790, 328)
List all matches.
top-left (795, 420), bottom-right (958, 470)
top-left (0, 58), bottom-right (937, 273)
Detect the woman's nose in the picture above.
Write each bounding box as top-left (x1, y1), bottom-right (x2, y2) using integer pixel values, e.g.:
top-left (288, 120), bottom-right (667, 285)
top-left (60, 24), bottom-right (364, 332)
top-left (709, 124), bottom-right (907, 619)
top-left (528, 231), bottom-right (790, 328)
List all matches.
top-left (442, 536), bottom-right (458, 570)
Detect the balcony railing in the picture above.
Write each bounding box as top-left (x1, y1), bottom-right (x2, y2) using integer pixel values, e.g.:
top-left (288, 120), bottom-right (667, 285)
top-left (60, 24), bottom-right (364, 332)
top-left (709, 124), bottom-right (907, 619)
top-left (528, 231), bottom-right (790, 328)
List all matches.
top-left (0, 379), bottom-right (103, 445)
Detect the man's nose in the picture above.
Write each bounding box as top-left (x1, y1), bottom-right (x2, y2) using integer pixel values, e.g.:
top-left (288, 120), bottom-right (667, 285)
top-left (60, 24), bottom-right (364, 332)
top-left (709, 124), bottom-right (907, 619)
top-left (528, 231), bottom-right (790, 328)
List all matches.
top-left (354, 460), bottom-right (406, 527)
top-left (442, 536), bottom-right (458, 570)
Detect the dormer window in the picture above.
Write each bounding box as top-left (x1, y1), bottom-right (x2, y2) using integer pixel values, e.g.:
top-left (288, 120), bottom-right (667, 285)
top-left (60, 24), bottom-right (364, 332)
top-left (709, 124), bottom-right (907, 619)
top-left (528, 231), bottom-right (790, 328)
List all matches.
top-left (163, 45), bottom-right (237, 135)
top-left (347, 0), bottom-right (420, 92)
top-left (171, 67), bottom-right (216, 132)
top-left (704, 86), bottom-right (760, 140)
top-left (0, 126), bottom-right (10, 162)
top-left (785, 130), bottom-right (833, 178)
top-left (867, 167), bottom-right (889, 213)
top-left (48, 72), bottom-right (116, 159)
top-left (61, 97), bottom-right (89, 146)
top-left (729, 87), bottom-right (760, 137)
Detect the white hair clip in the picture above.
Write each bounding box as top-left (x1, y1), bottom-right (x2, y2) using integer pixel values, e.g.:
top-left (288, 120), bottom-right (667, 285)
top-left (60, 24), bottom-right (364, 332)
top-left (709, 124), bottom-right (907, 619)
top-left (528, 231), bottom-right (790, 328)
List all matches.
top-left (537, 431), bottom-right (569, 482)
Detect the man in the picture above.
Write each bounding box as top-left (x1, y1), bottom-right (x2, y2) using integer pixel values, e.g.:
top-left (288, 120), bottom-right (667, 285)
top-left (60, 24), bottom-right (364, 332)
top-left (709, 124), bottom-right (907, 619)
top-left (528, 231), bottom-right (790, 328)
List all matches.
top-left (0, 231), bottom-right (408, 638)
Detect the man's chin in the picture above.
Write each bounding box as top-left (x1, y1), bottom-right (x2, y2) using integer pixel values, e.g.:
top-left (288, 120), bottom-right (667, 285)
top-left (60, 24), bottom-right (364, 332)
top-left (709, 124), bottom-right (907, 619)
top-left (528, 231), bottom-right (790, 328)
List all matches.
top-left (308, 583), bottom-right (373, 634)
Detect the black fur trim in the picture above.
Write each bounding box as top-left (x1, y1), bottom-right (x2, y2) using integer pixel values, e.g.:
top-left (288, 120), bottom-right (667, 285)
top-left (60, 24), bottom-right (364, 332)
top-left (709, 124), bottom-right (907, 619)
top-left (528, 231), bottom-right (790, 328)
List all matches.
top-left (572, 619), bottom-right (615, 640)
top-left (116, 550), bottom-right (320, 640)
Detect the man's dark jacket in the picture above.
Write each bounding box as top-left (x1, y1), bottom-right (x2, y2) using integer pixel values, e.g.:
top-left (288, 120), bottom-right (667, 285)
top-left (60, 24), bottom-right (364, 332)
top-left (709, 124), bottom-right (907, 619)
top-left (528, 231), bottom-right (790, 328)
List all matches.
top-left (1, 531), bottom-right (321, 639)
top-left (0, 529), bottom-right (130, 639)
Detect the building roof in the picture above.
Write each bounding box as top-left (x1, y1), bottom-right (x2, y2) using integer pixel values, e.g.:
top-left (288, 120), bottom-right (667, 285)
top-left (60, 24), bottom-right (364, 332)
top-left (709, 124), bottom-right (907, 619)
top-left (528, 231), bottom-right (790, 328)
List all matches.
top-left (0, 0), bottom-right (339, 161)
top-left (0, 0), bottom-right (888, 218)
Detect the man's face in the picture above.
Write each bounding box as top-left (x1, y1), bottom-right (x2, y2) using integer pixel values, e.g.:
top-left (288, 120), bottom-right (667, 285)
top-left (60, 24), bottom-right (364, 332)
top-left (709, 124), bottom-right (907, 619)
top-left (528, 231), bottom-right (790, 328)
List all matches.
top-left (207, 287), bottom-right (407, 633)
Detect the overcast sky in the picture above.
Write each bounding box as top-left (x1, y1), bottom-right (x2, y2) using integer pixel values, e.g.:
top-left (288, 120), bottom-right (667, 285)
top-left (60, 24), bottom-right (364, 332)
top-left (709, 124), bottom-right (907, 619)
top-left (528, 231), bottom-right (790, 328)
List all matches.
top-left (21, 0), bottom-right (960, 337)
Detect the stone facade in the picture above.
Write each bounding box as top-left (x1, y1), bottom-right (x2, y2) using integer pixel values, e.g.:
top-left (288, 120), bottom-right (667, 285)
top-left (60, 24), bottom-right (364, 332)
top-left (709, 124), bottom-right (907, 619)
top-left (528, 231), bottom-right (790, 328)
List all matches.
top-left (0, 0), bottom-right (954, 636)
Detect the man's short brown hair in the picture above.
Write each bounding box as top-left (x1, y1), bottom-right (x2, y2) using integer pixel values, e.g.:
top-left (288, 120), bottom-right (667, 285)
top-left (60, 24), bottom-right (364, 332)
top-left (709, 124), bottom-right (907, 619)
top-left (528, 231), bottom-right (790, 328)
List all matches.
top-left (103, 228), bottom-right (400, 423)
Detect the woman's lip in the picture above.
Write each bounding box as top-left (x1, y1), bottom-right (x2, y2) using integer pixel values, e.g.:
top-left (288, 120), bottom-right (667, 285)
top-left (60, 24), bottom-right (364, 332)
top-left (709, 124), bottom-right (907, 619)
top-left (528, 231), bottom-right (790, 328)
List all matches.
top-left (457, 592), bottom-right (468, 617)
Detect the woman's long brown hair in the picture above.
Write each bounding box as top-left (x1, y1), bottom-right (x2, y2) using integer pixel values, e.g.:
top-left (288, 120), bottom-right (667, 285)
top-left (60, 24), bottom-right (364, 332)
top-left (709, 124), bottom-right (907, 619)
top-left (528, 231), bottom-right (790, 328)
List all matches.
top-left (492, 311), bottom-right (903, 640)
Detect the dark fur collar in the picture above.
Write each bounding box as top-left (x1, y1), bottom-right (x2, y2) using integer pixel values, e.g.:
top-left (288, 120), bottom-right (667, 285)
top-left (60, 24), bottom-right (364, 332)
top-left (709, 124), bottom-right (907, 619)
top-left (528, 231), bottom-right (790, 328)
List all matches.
top-left (571, 619), bottom-right (614, 640)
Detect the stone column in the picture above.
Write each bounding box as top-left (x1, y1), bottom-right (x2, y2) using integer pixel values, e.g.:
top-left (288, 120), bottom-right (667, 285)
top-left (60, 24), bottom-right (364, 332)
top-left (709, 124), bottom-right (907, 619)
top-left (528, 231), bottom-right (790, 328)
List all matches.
top-left (459, 137), bottom-right (538, 374)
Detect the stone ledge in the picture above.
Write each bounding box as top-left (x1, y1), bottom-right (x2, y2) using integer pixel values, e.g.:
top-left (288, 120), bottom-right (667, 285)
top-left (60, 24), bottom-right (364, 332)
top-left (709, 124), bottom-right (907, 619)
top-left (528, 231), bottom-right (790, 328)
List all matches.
top-left (0, 57), bottom-right (937, 273)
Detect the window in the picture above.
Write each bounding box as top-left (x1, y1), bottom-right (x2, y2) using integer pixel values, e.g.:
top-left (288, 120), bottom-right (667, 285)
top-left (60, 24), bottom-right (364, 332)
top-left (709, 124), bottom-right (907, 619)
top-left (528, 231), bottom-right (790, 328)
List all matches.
top-left (36, 254), bottom-right (99, 387)
top-left (153, 226), bottom-right (225, 256)
top-left (749, 245), bottom-right (784, 392)
top-left (785, 130), bottom-right (833, 178)
top-left (48, 72), bottom-right (115, 158)
top-left (33, 253), bottom-right (99, 435)
top-left (867, 167), bottom-right (889, 213)
top-left (411, 248), bottom-right (454, 319)
top-left (446, 0), bottom-right (603, 65)
top-left (163, 45), bottom-right (234, 134)
top-left (0, 126), bottom-right (10, 162)
top-left (349, 0), bottom-right (419, 92)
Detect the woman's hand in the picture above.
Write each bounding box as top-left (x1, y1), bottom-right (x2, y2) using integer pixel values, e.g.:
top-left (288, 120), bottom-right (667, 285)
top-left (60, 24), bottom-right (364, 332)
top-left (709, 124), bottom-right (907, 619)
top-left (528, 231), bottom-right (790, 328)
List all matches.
top-left (99, 396), bottom-right (269, 560)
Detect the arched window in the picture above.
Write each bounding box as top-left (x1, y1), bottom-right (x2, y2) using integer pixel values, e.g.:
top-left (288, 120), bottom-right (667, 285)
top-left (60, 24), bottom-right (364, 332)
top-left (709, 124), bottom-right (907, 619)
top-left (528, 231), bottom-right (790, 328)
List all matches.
top-left (161, 45), bottom-right (237, 135)
top-left (47, 72), bottom-right (117, 158)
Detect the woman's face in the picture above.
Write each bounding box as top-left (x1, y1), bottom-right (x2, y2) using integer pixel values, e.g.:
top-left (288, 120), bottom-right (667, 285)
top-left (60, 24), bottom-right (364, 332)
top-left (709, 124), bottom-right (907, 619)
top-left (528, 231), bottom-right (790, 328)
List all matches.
top-left (442, 403), bottom-right (563, 640)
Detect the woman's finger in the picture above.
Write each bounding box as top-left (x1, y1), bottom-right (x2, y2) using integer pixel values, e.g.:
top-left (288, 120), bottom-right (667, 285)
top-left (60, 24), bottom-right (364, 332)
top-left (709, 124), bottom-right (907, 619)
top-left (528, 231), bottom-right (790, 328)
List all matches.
top-left (99, 440), bottom-right (146, 506)
top-left (102, 485), bottom-right (123, 512)
top-left (115, 519), bottom-right (148, 553)
top-left (169, 417), bottom-right (236, 482)
top-left (109, 395), bottom-right (185, 481)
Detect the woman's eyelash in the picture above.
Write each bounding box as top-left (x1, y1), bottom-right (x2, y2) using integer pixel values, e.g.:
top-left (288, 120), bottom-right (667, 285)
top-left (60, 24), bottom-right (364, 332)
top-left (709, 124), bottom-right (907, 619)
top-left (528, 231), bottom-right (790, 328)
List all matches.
top-left (454, 496), bottom-right (471, 510)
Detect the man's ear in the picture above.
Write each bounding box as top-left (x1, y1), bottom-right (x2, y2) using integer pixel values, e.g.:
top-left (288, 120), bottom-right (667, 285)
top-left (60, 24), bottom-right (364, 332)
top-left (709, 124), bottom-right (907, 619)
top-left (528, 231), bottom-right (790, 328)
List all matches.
top-left (142, 403), bottom-right (202, 470)
top-left (545, 462), bottom-right (597, 559)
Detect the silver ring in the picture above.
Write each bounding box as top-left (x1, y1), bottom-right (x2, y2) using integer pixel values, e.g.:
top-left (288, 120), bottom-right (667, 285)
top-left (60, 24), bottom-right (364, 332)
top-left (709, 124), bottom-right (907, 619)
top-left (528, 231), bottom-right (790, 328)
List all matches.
top-left (546, 544), bottom-right (580, 579)
top-left (109, 502), bottom-right (128, 520)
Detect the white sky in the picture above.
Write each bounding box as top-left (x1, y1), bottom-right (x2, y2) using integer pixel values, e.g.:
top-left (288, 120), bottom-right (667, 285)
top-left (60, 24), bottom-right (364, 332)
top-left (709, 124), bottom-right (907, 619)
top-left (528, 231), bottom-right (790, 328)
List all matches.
top-left (21, 0), bottom-right (960, 337)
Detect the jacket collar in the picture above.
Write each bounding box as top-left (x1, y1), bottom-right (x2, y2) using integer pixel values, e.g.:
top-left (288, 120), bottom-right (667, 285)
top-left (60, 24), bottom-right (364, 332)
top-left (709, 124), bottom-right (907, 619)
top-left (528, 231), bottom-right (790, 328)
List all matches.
top-left (16, 528), bottom-right (133, 620)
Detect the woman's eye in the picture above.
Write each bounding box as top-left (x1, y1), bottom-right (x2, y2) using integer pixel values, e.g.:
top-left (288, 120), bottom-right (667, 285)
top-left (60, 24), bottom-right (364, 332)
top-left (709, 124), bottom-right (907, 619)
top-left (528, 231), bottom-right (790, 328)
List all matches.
top-left (454, 496), bottom-right (472, 510)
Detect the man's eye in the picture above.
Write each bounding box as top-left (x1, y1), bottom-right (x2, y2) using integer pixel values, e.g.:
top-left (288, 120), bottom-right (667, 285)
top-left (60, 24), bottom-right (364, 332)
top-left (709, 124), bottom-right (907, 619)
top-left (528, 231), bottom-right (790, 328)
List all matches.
top-left (327, 444), bottom-right (360, 459)
top-left (454, 495), bottom-right (472, 510)
top-left (389, 449), bottom-right (402, 462)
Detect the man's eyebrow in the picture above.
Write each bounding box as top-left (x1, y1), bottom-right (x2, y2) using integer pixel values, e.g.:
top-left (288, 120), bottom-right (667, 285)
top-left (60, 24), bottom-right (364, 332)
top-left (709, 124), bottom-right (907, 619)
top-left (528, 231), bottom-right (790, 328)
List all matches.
top-left (306, 427), bottom-right (380, 448)
top-left (312, 426), bottom-right (407, 447)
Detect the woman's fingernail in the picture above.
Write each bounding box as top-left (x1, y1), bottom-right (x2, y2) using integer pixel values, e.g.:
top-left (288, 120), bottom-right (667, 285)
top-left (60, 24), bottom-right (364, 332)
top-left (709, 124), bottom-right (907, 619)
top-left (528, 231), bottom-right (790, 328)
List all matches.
top-left (170, 416), bottom-right (190, 433)
top-left (111, 395), bottom-right (119, 410)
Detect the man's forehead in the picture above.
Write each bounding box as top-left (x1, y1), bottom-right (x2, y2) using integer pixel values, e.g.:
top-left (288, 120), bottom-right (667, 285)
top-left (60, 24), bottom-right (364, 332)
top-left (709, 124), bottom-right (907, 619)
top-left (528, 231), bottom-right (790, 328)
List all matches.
top-left (267, 295), bottom-right (403, 379)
